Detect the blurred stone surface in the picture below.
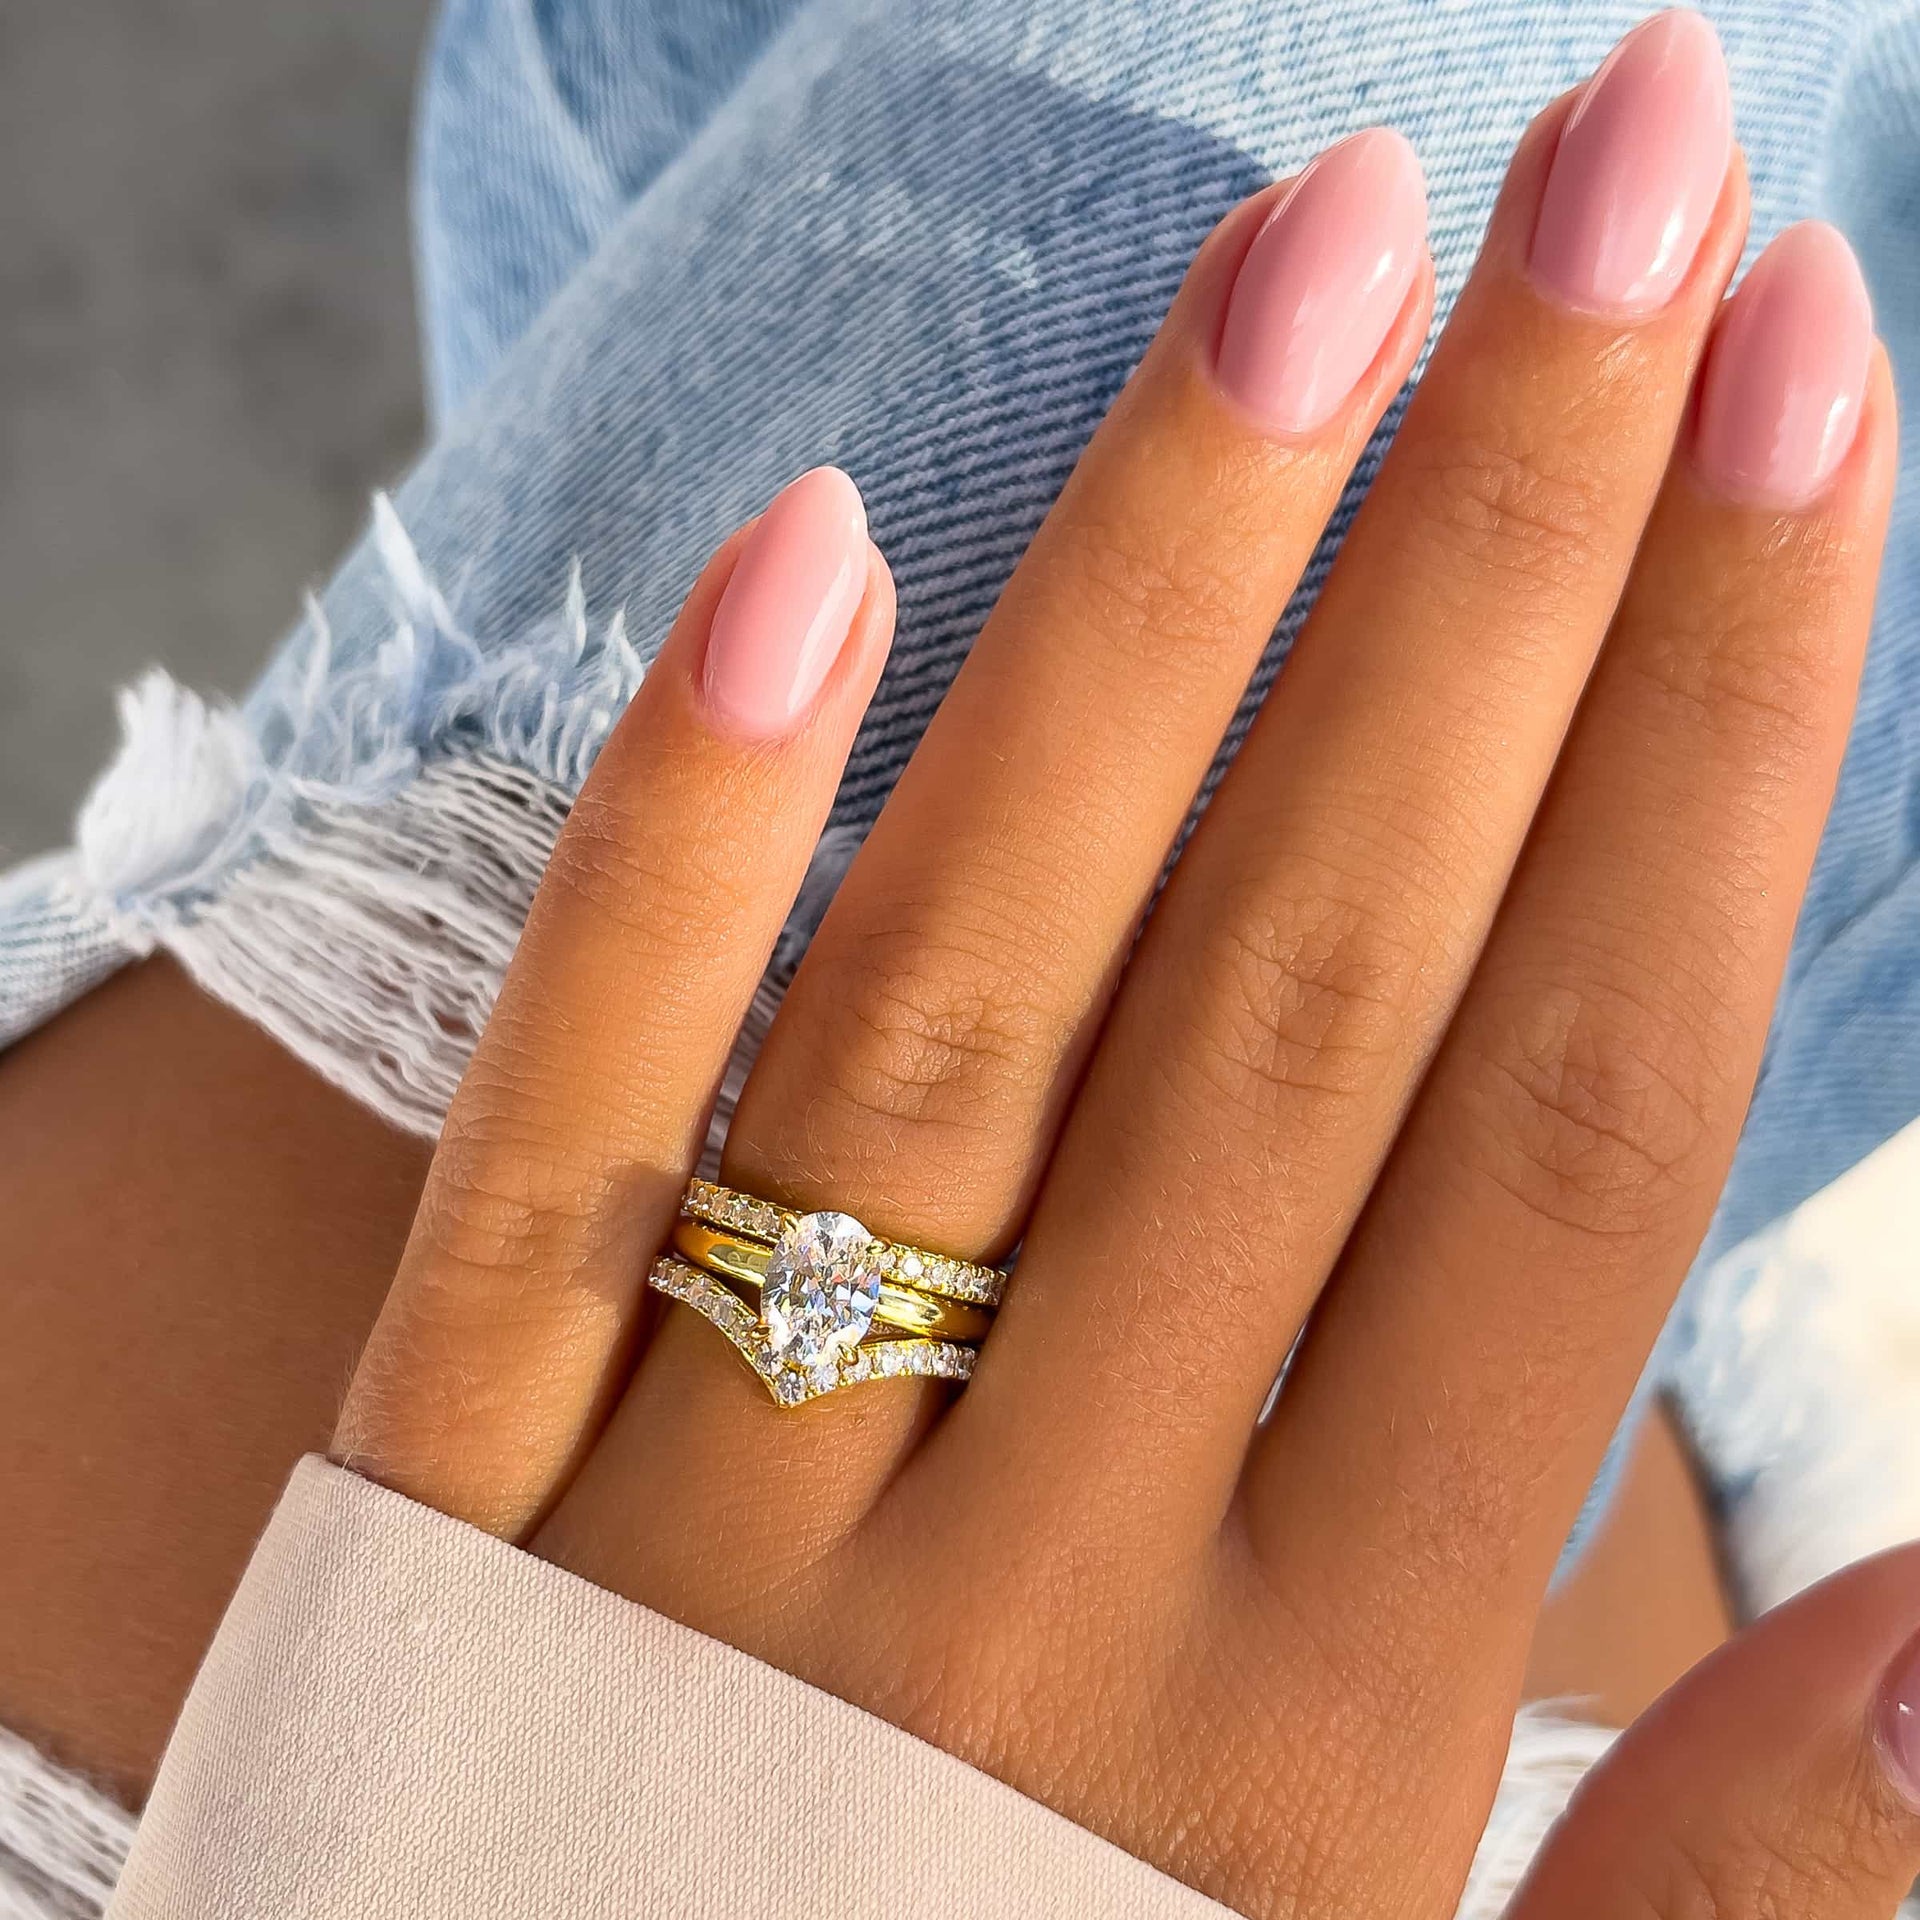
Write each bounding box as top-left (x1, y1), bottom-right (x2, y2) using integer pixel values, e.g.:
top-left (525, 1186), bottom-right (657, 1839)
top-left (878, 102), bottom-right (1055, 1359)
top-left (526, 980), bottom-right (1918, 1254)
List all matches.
top-left (0, 0), bottom-right (433, 859)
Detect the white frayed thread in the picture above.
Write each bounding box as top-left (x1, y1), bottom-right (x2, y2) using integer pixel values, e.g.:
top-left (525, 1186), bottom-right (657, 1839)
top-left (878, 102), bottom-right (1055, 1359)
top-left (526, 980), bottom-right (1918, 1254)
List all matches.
top-left (58, 498), bottom-right (672, 1136)
top-left (0, 1727), bottom-right (133, 1920)
top-left (1454, 1706), bottom-right (1616, 1917)
top-left (157, 756), bottom-right (572, 1132)
top-left (1674, 1115), bottom-right (1920, 1619)
top-left (75, 496), bottom-right (645, 930)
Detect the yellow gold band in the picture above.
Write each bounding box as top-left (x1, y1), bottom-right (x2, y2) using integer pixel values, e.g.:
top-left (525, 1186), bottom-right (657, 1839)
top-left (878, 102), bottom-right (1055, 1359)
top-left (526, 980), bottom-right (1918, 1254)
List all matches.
top-left (649, 1257), bottom-right (976, 1408)
top-left (671, 1219), bottom-right (995, 1343)
top-left (666, 1176), bottom-right (1004, 1407)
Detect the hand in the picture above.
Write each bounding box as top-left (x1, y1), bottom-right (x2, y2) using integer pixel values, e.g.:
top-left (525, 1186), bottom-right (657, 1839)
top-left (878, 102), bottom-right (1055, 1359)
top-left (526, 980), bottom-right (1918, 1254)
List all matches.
top-left (337, 18), bottom-right (1913, 1915)
top-left (1503, 1540), bottom-right (1920, 1919)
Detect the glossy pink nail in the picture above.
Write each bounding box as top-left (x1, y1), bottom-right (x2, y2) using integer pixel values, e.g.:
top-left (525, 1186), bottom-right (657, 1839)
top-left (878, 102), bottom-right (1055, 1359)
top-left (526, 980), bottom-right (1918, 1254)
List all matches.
top-left (1694, 222), bottom-right (1872, 510)
top-left (703, 466), bottom-right (869, 738)
top-left (1215, 127), bottom-right (1427, 434)
top-left (1875, 1622), bottom-right (1920, 1811)
top-left (1529, 10), bottom-right (1732, 316)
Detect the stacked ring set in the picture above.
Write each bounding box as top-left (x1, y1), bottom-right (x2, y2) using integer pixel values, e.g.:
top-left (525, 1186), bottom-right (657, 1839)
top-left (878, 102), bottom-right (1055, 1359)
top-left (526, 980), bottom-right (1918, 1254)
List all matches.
top-left (649, 1178), bottom-right (1006, 1406)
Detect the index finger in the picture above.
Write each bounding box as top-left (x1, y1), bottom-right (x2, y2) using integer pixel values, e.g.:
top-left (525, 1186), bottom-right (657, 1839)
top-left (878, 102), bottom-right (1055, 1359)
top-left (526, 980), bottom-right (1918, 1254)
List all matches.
top-left (335, 468), bottom-right (895, 1537)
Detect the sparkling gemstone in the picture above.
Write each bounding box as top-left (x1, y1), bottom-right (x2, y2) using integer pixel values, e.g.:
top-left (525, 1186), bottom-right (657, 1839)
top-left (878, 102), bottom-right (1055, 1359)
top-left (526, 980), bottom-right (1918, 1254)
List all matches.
top-left (760, 1210), bottom-right (881, 1372)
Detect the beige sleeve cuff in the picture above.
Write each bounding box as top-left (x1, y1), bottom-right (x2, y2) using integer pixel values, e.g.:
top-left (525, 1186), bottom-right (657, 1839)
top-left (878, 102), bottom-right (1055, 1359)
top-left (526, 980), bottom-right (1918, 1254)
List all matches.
top-left (105, 1456), bottom-right (1234, 1919)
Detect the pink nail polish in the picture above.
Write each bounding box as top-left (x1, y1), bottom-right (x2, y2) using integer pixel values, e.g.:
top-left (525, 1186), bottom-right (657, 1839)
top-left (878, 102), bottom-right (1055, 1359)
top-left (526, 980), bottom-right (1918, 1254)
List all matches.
top-left (1694, 222), bottom-right (1872, 510)
top-left (1529, 10), bottom-right (1732, 317)
top-left (1874, 1623), bottom-right (1920, 1811)
top-left (1214, 127), bottom-right (1427, 435)
top-left (703, 466), bottom-right (869, 738)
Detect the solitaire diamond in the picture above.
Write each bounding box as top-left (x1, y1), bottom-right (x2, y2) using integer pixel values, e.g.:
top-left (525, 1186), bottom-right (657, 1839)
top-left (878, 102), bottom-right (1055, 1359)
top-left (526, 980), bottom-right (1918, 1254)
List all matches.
top-left (760, 1210), bottom-right (882, 1372)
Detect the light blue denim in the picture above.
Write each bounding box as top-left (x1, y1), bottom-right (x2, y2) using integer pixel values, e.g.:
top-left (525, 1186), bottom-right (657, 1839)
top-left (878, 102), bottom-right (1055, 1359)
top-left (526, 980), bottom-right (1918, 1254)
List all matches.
top-left (4, 0), bottom-right (1920, 1581)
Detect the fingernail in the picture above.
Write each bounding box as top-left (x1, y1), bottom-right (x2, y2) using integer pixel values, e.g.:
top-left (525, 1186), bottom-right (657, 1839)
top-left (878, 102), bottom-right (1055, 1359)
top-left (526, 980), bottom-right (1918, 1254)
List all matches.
top-left (1214, 127), bottom-right (1427, 434)
top-left (703, 466), bottom-right (869, 738)
top-left (1694, 222), bottom-right (1873, 510)
top-left (1529, 10), bottom-right (1732, 317)
top-left (1874, 1622), bottom-right (1920, 1811)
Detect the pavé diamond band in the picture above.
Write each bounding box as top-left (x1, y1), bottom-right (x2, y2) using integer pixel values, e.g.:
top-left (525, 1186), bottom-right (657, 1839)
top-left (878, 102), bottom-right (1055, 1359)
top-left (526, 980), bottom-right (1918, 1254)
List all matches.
top-left (649, 1257), bottom-right (977, 1408)
top-left (671, 1219), bottom-right (995, 1343)
top-left (680, 1178), bottom-right (1006, 1306)
top-left (651, 1178), bottom-right (1006, 1405)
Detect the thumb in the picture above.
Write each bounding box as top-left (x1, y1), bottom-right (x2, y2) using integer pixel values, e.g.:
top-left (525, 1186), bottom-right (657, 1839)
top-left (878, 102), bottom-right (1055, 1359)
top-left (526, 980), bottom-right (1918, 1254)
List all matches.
top-left (1509, 1539), bottom-right (1920, 1919)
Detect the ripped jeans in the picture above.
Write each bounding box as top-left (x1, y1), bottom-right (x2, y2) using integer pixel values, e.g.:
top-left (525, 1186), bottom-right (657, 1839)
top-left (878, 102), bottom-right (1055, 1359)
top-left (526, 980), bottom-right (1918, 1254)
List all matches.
top-left (5, 0), bottom-right (1920, 1581)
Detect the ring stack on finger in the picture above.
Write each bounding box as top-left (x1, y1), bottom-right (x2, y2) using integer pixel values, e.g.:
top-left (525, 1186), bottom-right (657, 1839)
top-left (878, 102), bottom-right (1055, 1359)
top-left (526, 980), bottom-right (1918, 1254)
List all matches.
top-left (648, 1178), bottom-right (1006, 1406)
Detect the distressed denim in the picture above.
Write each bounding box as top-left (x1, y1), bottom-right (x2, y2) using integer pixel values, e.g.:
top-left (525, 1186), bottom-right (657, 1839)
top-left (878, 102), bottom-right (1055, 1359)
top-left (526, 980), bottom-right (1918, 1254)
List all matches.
top-left (4, 0), bottom-right (1920, 1595)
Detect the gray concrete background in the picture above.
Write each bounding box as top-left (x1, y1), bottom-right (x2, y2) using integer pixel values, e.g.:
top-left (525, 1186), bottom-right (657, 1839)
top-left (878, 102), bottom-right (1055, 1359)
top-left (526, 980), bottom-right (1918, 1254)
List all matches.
top-left (0, 0), bottom-right (435, 861)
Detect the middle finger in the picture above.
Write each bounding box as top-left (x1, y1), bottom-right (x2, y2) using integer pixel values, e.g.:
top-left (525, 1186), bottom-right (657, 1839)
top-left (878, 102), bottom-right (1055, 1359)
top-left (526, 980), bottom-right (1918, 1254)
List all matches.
top-left (949, 14), bottom-right (1744, 1540)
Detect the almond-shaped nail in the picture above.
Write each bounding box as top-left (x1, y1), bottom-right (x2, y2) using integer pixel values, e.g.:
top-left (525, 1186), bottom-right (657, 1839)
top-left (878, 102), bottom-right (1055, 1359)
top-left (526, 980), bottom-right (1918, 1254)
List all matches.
top-left (1214, 127), bottom-right (1427, 434)
top-left (703, 466), bottom-right (869, 738)
top-left (1694, 222), bottom-right (1872, 510)
top-left (1875, 1621), bottom-right (1920, 1811)
top-left (1529, 10), bottom-right (1732, 317)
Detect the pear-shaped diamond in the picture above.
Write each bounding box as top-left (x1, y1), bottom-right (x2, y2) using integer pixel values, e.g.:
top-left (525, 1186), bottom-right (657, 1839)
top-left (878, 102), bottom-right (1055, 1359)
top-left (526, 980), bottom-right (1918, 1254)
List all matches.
top-left (760, 1210), bottom-right (881, 1374)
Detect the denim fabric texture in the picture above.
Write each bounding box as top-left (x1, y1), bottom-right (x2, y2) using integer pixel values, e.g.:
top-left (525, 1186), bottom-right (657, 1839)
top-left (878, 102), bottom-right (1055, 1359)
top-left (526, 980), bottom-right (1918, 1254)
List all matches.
top-left (3, 0), bottom-right (1920, 1590)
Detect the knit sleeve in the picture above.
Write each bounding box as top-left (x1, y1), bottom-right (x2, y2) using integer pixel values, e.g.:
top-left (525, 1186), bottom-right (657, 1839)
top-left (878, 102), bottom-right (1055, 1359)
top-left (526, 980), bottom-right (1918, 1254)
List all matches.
top-left (103, 1456), bottom-right (1236, 1919)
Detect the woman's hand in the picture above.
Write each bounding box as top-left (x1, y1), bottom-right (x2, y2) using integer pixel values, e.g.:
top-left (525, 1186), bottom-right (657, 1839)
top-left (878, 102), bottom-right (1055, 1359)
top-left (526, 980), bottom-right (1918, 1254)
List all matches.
top-left (336, 15), bottom-right (1913, 1915)
top-left (1507, 1538), bottom-right (1920, 1918)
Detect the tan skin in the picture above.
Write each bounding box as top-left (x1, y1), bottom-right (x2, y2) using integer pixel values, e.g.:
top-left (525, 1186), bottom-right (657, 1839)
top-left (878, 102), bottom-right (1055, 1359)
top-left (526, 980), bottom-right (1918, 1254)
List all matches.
top-left (0, 958), bottom-right (428, 1800)
top-left (334, 86), bottom-right (1914, 1920)
top-left (0, 958), bottom-right (1722, 1806)
top-left (0, 93), bottom-right (1747, 1809)
top-left (5, 63), bottom-right (1913, 1920)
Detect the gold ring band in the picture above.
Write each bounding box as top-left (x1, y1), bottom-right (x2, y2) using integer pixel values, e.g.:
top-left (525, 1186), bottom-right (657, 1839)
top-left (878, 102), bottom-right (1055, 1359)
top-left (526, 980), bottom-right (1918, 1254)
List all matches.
top-left (649, 1256), bottom-right (976, 1408)
top-left (672, 1220), bottom-right (995, 1343)
top-left (661, 1178), bottom-right (1006, 1406)
top-left (682, 1178), bottom-right (1005, 1307)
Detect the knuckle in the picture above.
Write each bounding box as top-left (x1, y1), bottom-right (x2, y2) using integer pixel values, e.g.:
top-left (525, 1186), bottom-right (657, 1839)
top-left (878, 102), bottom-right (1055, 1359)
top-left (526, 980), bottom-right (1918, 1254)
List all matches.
top-left (1397, 427), bottom-right (1612, 606)
top-left (795, 926), bottom-right (1060, 1148)
top-left (1461, 977), bottom-right (1721, 1243)
top-left (1629, 574), bottom-right (1846, 783)
top-left (418, 1061), bottom-right (613, 1293)
top-left (1178, 876), bottom-right (1422, 1127)
top-left (1054, 496), bottom-right (1255, 667)
top-left (541, 785), bottom-right (727, 941)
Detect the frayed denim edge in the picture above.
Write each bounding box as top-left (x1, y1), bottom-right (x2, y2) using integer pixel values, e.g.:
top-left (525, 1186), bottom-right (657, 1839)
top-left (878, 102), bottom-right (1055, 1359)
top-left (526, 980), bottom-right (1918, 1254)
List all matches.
top-left (24, 496), bottom-right (861, 1140)
top-left (0, 1724), bottom-right (135, 1919)
top-left (1672, 1114), bottom-right (1920, 1622)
